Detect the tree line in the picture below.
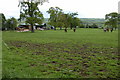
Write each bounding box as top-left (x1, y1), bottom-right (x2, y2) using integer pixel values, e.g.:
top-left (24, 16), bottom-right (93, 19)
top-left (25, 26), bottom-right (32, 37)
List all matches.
top-left (47, 7), bottom-right (81, 31)
top-left (104, 12), bottom-right (119, 30)
top-left (1, 13), bottom-right (17, 31)
top-left (18, 0), bottom-right (82, 32)
top-left (0, 1), bottom-right (119, 32)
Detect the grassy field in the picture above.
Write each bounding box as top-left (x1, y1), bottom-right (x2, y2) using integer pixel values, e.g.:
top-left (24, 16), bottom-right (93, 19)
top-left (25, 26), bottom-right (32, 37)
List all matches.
top-left (0, 31), bottom-right (2, 79)
top-left (2, 28), bottom-right (119, 78)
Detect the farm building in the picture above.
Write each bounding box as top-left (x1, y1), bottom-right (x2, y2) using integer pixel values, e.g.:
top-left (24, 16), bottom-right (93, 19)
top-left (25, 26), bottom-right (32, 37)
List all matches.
top-left (16, 25), bottom-right (31, 32)
top-left (16, 23), bottom-right (47, 32)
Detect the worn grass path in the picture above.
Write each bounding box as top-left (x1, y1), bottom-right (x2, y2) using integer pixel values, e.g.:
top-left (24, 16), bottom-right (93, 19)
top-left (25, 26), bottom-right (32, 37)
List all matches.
top-left (2, 29), bottom-right (119, 78)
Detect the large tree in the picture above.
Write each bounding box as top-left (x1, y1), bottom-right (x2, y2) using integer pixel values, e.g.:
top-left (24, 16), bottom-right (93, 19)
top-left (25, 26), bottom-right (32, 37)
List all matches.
top-left (47, 7), bottom-right (63, 30)
top-left (60, 13), bottom-right (70, 30)
top-left (72, 17), bottom-right (81, 28)
top-left (56, 12), bottom-right (65, 30)
top-left (19, 0), bottom-right (48, 32)
top-left (56, 13), bottom-right (81, 31)
top-left (61, 12), bottom-right (82, 29)
top-left (47, 7), bottom-right (82, 31)
top-left (69, 12), bottom-right (79, 29)
top-left (105, 12), bottom-right (118, 30)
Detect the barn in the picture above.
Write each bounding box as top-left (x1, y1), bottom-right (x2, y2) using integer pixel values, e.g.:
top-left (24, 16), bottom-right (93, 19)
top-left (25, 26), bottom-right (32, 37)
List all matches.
top-left (16, 23), bottom-right (47, 32)
top-left (16, 25), bottom-right (31, 32)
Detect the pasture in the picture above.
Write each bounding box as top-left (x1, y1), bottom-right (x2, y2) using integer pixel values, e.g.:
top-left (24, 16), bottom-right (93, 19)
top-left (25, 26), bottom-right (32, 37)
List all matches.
top-left (2, 28), bottom-right (119, 78)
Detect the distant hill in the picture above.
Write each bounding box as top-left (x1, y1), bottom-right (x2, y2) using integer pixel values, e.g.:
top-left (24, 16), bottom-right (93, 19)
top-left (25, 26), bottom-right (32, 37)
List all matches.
top-left (44, 18), bottom-right (105, 27)
top-left (80, 18), bottom-right (105, 27)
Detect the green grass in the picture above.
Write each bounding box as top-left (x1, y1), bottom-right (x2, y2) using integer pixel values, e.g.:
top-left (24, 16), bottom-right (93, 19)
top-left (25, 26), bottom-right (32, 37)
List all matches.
top-left (0, 31), bottom-right (2, 79)
top-left (2, 28), bottom-right (119, 78)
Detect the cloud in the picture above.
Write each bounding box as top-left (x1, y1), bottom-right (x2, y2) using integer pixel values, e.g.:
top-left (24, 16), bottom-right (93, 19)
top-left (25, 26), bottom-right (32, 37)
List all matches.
top-left (0, 0), bottom-right (20, 18)
top-left (0, 0), bottom-right (119, 19)
top-left (39, 0), bottom-right (119, 18)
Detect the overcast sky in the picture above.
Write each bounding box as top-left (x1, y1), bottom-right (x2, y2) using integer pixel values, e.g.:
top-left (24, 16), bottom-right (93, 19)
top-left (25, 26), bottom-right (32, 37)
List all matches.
top-left (0, 0), bottom-right (119, 19)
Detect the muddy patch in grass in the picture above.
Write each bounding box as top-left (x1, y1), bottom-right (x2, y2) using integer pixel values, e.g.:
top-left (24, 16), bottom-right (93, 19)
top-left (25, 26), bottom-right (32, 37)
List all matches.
top-left (5, 40), bottom-right (119, 78)
top-left (6, 41), bottom-right (92, 54)
top-left (6, 40), bottom-right (118, 61)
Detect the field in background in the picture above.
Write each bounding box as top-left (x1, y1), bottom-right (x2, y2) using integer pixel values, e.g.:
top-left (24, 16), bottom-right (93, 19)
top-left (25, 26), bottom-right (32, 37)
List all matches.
top-left (2, 29), bottom-right (119, 78)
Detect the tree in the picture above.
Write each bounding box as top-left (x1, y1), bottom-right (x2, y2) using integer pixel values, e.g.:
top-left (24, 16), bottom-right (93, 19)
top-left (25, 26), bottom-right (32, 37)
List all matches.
top-left (58, 12), bottom-right (81, 30)
top-left (47, 7), bottom-right (81, 31)
top-left (118, 14), bottom-right (120, 26)
top-left (91, 23), bottom-right (98, 28)
top-left (47, 7), bottom-right (63, 30)
top-left (72, 17), bottom-right (81, 28)
top-left (6, 17), bottom-right (17, 30)
top-left (86, 24), bottom-right (89, 28)
top-left (19, 0), bottom-right (48, 32)
top-left (69, 12), bottom-right (78, 29)
top-left (57, 13), bottom-right (71, 31)
top-left (105, 12), bottom-right (118, 30)
top-left (79, 24), bottom-right (85, 28)
top-left (57, 12), bottom-right (65, 30)
top-left (0, 13), bottom-right (6, 30)
top-left (62, 13), bottom-right (70, 30)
